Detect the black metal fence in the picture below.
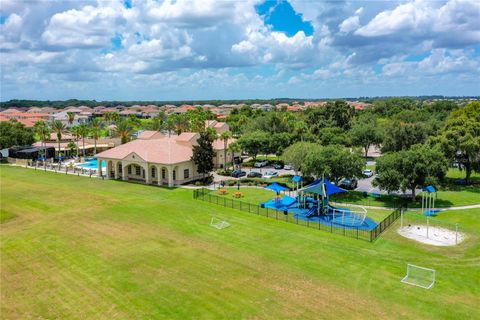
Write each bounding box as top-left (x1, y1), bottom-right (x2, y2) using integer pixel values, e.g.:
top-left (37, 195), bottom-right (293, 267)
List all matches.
top-left (193, 188), bottom-right (403, 242)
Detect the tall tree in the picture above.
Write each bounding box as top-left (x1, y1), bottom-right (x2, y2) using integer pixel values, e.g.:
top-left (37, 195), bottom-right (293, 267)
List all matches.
top-left (50, 120), bottom-right (66, 163)
top-left (89, 118), bottom-right (102, 155)
top-left (373, 144), bottom-right (448, 198)
top-left (70, 125), bottom-right (81, 158)
top-left (237, 130), bottom-right (270, 160)
top-left (325, 100), bottom-right (355, 130)
top-left (293, 120), bottom-right (308, 142)
top-left (228, 141), bottom-right (241, 170)
top-left (66, 112), bottom-right (76, 126)
top-left (432, 101), bottom-right (480, 183)
top-left (281, 142), bottom-right (317, 173)
top-left (165, 115), bottom-right (176, 137)
top-left (114, 120), bottom-right (133, 144)
top-left (192, 132), bottom-right (215, 181)
top-left (150, 111), bottom-right (166, 131)
top-left (219, 131), bottom-right (232, 168)
top-left (0, 120), bottom-right (35, 149)
top-left (381, 121), bottom-right (427, 152)
top-left (77, 124), bottom-right (89, 157)
top-left (303, 145), bottom-right (364, 184)
top-left (350, 115), bottom-right (383, 157)
top-left (34, 121), bottom-right (50, 166)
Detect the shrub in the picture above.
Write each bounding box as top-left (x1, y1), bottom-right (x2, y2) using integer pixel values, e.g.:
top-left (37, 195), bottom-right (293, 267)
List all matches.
top-left (217, 169), bottom-right (232, 176)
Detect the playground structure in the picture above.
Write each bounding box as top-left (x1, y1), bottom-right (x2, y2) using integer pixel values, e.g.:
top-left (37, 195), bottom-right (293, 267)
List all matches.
top-left (399, 211), bottom-right (463, 246)
top-left (262, 178), bottom-right (374, 230)
top-left (421, 185), bottom-right (438, 216)
top-left (298, 178), bottom-right (368, 228)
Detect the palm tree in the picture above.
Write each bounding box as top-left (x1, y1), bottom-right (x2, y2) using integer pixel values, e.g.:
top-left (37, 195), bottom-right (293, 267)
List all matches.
top-left (70, 125), bottom-right (81, 158)
top-left (34, 121), bottom-right (50, 168)
top-left (151, 111), bottom-right (166, 131)
top-left (175, 114), bottom-right (190, 134)
top-left (228, 141), bottom-right (241, 170)
top-left (89, 118), bottom-right (102, 155)
top-left (190, 113), bottom-right (206, 133)
top-left (114, 120), bottom-right (133, 144)
top-left (50, 120), bottom-right (66, 164)
top-left (220, 131), bottom-right (232, 169)
top-left (165, 115), bottom-right (176, 137)
top-left (294, 121), bottom-right (307, 142)
top-left (66, 112), bottom-right (76, 127)
top-left (77, 124), bottom-right (89, 157)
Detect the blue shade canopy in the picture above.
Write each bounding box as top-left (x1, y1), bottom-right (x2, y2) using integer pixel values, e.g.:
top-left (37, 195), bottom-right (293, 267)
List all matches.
top-left (424, 185), bottom-right (436, 193)
top-left (303, 178), bottom-right (347, 196)
top-left (265, 182), bottom-right (289, 194)
top-left (292, 175), bottom-right (302, 183)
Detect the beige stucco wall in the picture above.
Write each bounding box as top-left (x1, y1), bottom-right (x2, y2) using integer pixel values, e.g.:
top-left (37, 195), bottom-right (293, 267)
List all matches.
top-left (213, 150), bottom-right (241, 168)
top-left (98, 153), bottom-right (202, 187)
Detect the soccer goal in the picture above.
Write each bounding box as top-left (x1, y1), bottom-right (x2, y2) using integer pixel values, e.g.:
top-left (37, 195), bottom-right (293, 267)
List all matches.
top-left (401, 264), bottom-right (435, 289)
top-left (210, 217), bottom-right (230, 230)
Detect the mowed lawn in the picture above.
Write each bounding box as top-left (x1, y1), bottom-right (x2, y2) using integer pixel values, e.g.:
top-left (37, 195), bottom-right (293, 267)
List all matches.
top-left (1, 166), bottom-right (479, 319)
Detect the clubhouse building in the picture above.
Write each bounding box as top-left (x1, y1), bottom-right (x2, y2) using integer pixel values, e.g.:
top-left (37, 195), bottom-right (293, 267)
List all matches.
top-left (96, 122), bottom-right (238, 187)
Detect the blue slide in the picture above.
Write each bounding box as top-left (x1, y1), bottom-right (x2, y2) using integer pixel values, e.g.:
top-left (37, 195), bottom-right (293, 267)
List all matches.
top-left (306, 206), bottom-right (318, 218)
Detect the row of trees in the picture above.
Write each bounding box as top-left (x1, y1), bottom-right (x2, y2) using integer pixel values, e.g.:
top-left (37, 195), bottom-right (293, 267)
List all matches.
top-left (282, 142), bottom-right (364, 184)
top-left (372, 101), bottom-right (480, 196)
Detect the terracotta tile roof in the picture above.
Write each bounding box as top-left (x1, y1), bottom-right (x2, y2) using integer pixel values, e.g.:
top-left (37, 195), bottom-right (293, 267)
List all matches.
top-left (0, 108), bottom-right (22, 114)
top-left (97, 134), bottom-right (199, 164)
top-left (137, 130), bottom-right (164, 140)
top-left (0, 117), bottom-right (37, 127)
top-left (212, 138), bottom-right (235, 150)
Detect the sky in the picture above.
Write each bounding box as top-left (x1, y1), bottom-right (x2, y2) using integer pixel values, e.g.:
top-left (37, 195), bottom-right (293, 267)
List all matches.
top-left (0, 0), bottom-right (479, 101)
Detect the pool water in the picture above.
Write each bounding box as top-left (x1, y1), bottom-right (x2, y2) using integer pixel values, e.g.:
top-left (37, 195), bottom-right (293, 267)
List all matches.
top-left (78, 159), bottom-right (106, 169)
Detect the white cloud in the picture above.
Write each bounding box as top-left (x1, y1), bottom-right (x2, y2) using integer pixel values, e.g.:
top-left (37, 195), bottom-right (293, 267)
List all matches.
top-left (42, 3), bottom-right (128, 48)
top-left (0, 13), bottom-right (23, 50)
top-left (339, 15), bottom-right (360, 34)
top-left (1, 0), bottom-right (479, 100)
top-left (355, 0), bottom-right (480, 47)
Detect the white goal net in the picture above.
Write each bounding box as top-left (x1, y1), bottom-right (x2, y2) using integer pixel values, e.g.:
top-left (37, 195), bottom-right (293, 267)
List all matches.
top-left (210, 217), bottom-right (230, 230)
top-left (401, 264), bottom-right (435, 289)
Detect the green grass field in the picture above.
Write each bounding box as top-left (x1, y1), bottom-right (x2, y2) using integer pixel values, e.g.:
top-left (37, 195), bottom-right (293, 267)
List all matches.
top-left (1, 166), bottom-right (479, 319)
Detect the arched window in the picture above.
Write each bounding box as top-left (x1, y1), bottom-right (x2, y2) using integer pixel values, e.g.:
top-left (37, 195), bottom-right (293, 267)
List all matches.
top-left (151, 167), bottom-right (156, 178)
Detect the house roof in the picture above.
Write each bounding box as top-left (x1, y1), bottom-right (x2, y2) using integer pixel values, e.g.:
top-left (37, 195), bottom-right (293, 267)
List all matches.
top-left (137, 130), bottom-right (164, 140)
top-left (212, 138), bottom-right (235, 150)
top-left (96, 134), bottom-right (199, 164)
top-left (0, 108), bottom-right (22, 114)
top-left (0, 117), bottom-right (37, 127)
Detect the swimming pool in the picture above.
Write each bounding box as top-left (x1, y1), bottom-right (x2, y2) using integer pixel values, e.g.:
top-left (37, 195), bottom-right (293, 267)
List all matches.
top-left (77, 159), bottom-right (106, 169)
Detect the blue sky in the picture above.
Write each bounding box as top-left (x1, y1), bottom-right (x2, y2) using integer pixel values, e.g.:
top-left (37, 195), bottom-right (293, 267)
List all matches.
top-left (0, 0), bottom-right (479, 101)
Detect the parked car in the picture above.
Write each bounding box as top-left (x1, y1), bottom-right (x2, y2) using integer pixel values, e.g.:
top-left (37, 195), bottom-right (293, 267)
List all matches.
top-left (231, 170), bottom-right (246, 178)
top-left (339, 178), bottom-right (358, 189)
top-left (247, 171), bottom-right (262, 178)
top-left (284, 164), bottom-right (293, 170)
top-left (363, 169), bottom-right (374, 177)
top-left (273, 162), bottom-right (284, 170)
top-left (262, 171), bottom-right (278, 179)
top-left (254, 160), bottom-right (269, 168)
